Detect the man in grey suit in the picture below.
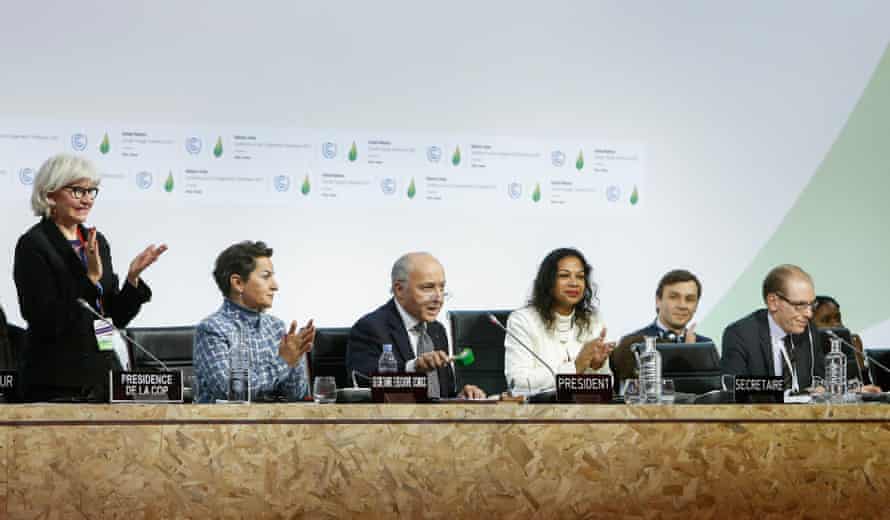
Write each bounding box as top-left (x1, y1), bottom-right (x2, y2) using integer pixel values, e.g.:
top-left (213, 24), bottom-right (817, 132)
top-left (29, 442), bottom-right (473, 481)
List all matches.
top-left (721, 264), bottom-right (824, 392)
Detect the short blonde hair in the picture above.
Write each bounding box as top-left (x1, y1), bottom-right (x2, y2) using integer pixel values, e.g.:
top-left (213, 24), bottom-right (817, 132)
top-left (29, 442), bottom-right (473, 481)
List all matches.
top-left (31, 154), bottom-right (101, 217)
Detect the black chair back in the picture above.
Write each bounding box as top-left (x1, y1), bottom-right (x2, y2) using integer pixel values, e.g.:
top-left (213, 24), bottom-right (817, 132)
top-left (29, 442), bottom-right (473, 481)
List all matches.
top-left (657, 342), bottom-right (722, 394)
top-left (449, 310), bottom-right (511, 396)
top-left (310, 327), bottom-right (351, 388)
top-left (126, 326), bottom-right (196, 401)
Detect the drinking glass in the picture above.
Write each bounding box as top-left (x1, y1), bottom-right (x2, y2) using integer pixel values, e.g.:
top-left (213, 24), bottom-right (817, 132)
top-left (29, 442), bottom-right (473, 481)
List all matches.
top-left (313, 376), bottom-right (337, 404)
top-left (845, 378), bottom-right (862, 403)
top-left (809, 376), bottom-right (828, 403)
top-left (623, 379), bottom-right (641, 404)
top-left (661, 379), bottom-right (676, 404)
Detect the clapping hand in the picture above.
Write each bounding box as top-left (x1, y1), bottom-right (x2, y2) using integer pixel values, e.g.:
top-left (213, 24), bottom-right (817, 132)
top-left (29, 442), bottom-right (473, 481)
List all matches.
top-left (127, 243), bottom-right (168, 287)
top-left (279, 319), bottom-right (315, 367)
top-left (85, 227), bottom-right (103, 285)
top-left (576, 328), bottom-right (615, 372)
top-left (684, 323), bottom-right (698, 343)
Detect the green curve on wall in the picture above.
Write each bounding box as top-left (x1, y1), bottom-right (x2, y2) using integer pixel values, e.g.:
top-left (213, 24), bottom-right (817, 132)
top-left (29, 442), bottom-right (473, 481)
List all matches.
top-left (700, 43), bottom-right (890, 342)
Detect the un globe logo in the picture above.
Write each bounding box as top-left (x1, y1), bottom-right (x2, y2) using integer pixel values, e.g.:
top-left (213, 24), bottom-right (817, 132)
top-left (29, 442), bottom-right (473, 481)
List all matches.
top-left (185, 137), bottom-right (203, 155)
top-left (380, 177), bottom-right (397, 195)
top-left (19, 168), bottom-right (35, 185)
top-left (71, 133), bottom-right (88, 152)
top-left (136, 171), bottom-right (153, 190)
top-left (274, 175), bottom-right (291, 192)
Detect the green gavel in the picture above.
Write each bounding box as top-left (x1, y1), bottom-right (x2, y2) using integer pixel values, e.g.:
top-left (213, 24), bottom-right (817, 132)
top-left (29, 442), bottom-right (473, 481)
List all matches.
top-left (451, 348), bottom-right (475, 366)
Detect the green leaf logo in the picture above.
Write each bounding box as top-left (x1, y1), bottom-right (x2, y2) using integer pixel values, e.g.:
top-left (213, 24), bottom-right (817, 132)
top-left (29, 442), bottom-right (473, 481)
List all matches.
top-left (407, 177), bottom-right (416, 199)
top-left (532, 183), bottom-right (541, 202)
top-left (348, 141), bottom-right (358, 162)
top-left (301, 175), bottom-right (311, 195)
top-left (452, 146), bottom-right (461, 166)
top-left (630, 185), bottom-right (639, 205)
top-left (575, 150), bottom-right (584, 171)
top-left (99, 133), bottom-right (110, 155)
top-left (164, 171), bottom-right (174, 193)
top-left (213, 137), bottom-right (223, 158)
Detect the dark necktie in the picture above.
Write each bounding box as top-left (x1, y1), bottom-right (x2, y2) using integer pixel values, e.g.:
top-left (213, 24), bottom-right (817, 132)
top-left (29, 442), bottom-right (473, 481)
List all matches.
top-left (415, 322), bottom-right (441, 398)
top-left (782, 335), bottom-right (796, 391)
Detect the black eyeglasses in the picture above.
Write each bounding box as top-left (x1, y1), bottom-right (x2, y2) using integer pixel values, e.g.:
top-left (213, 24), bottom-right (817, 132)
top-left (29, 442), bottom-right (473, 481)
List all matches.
top-left (775, 292), bottom-right (817, 313)
top-left (63, 186), bottom-right (100, 200)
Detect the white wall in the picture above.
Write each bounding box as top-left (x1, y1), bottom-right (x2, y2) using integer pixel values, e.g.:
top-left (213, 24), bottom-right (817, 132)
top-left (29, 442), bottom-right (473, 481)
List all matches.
top-left (1, 1), bottom-right (889, 341)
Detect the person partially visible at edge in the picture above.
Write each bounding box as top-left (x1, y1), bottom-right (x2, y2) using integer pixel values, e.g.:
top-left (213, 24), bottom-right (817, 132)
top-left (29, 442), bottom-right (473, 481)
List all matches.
top-left (812, 295), bottom-right (880, 392)
top-left (0, 303), bottom-right (12, 370)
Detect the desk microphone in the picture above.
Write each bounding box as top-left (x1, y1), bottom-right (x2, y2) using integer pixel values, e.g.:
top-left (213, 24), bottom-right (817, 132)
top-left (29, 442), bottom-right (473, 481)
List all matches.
top-left (487, 313), bottom-right (556, 378)
top-left (824, 329), bottom-right (890, 384)
top-left (76, 298), bottom-right (172, 372)
top-left (335, 370), bottom-right (371, 402)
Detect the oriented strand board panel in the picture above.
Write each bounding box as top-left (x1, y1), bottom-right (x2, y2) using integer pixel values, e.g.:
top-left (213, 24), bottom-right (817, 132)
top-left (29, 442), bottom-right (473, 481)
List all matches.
top-left (1, 403), bottom-right (889, 518)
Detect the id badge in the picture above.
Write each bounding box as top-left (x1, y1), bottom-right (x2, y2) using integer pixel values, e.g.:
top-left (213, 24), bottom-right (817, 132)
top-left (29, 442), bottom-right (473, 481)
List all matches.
top-left (94, 319), bottom-right (131, 370)
top-left (94, 319), bottom-right (115, 351)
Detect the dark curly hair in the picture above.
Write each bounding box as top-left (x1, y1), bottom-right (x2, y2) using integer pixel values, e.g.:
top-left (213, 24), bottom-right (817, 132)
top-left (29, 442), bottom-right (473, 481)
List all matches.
top-left (529, 247), bottom-right (599, 338)
top-left (212, 241), bottom-right (273, 297)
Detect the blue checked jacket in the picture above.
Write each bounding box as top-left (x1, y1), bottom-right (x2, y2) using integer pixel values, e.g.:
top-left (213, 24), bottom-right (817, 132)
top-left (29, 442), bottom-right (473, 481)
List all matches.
top-left (193, 299), bottom-right (309, 403)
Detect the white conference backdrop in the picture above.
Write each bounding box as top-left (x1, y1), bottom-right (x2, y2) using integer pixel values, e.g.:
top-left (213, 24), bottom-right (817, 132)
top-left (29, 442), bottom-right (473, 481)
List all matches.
top-left (1, 1), bottom-right (889, 348)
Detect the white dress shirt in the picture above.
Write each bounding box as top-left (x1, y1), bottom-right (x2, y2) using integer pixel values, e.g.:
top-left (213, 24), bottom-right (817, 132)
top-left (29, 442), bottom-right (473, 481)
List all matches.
top-left (767, 312), bottom-right (798, 391)
top-left (393, 298), bottom-right (424, 373)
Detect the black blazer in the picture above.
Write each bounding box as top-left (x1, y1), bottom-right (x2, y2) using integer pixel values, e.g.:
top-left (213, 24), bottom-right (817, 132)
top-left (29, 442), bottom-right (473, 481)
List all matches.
top-left (346, 298), bottom-right (457, 397)
top-left (13, 218), bottom-right (151, 395)
top-left (721, 309), bottom-right (824, 390)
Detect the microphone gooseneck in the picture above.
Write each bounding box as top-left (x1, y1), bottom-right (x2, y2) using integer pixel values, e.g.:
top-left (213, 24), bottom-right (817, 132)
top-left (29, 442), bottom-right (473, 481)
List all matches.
top-left (76, 298), bottom-right (172, 372)
top-left (351, 369), bottom-right (371, 389)
top-left (487, 313), bottom-right (556, 378)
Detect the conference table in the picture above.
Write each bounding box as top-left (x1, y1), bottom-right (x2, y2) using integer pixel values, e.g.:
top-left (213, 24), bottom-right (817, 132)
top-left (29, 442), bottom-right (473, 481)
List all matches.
top-left (1, 401), bottom-right (888, 518)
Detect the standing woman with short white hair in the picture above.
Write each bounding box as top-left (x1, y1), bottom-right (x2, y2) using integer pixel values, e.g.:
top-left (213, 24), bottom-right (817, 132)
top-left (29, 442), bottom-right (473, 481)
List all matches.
top-left (13, 153), bottom-right (167, 401)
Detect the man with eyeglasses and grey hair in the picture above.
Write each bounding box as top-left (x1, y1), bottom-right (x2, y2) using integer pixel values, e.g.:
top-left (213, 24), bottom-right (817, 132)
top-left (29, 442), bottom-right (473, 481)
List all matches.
top-left (721, 264), bottom-right (824, 393)
top-left (346, 252), bottom-right (485, 399)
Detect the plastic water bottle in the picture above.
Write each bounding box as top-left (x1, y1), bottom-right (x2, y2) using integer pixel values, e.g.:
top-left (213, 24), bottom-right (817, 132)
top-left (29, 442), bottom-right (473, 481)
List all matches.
top-left (825, 337), bottom-right (847, 403)
top-left (639, 336), bottom-right (662, 403)
top-left (228, 327), bottom-right (250, 403)
top-left (378, 344), bottom-right (398, 373)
